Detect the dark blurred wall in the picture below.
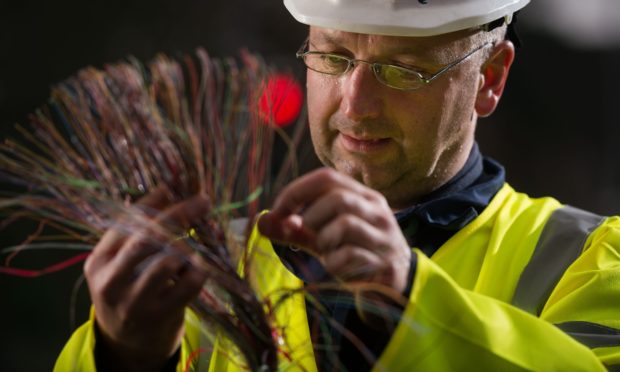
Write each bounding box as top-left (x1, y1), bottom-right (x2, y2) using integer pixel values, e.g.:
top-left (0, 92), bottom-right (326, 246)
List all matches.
top-left (481, 24), bottom-right (620, 214)
top-left (1, 1), bottom-right (619, 371)
top-left (0, 0), bottom-right (307, 133)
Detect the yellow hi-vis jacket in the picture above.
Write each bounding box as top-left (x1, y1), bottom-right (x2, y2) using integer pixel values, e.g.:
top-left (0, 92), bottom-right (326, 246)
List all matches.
top-left (55, 184), bottom-right (620, 371)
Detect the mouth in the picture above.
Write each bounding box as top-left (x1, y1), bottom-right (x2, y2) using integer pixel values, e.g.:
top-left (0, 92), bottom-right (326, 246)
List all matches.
top-left (339, 133), bottom-right (392, 153)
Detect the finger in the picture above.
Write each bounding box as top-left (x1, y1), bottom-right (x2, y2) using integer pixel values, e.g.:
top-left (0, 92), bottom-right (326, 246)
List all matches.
top-left (104, 185), bottom-right (183, 248)
top-left (85, 240), bottom-right (165, 308)
top-left (134, 185), bottom-right (176, 211)
top-left (321, 245), bottom-right (382, 282)
top-left (125, 193), bottom-right (211, 259)
top-left (87, 186), bottom-right (176, 267)
top-left (162, 253), bottom-right (208, 309)
top-left (321, 244), bottom-right (411, 293)
top-left (269, 168), bottom-right (375, 218)
top-left (259, 168), bottom-right (383, 249)
top-left (315, 214), bottom-right (387, 255)
top-left (257, 212), bottom-right (317, 249)
top-left (85, 228), bottom-right (130, 274)
top-left (86, 226), bottom-right (156, 277)
top-left (130, 250), bottom-right (188, 303)
top-left (90, 237), bottom-right (164, 298)
top-left (301, 189), bottom-right (381, 232)
top-left (153, 193), bottom-right (211, 234)
top-left (90, 193), bottom-right (210, 292)
top-left (124, 185), bottom-right (179, 227)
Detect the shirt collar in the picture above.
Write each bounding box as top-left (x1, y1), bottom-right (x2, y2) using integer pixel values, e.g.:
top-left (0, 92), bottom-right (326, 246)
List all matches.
top-left (395, 142), bottom-right (504, 230)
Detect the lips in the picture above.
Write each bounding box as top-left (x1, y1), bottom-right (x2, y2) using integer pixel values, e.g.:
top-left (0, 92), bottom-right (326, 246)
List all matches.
top-left (339, 133), bottom-right (392, 153)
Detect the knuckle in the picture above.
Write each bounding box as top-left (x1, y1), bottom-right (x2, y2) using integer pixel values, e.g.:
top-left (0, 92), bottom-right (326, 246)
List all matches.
top-left (184, 275), bottom-right (206, 296)
top-left (131, 239), bottom-right (161, 258)
top-left (98, 279), bottom-right (118, 304)
top-left (331, 189), bottom-right (354, 209)
top-left (316, 167), bottom-right (340, 183)
top-left (162, 256), bottom-right (184, 275)
top-left (84, 264), bottom-right (118, 304)
top-left (337, 214), bottom-right (358, 229)
top-left (171, 276), bottom-right (204, 304)
top-left (83, 255), bottom-right (97, 278)
top-left (382, 261), bottom-right (400, 286)
top-left (374, 213), bottom-right (393, 228)
top-left (368, 189), bottom-right (388, 205)
top-left (316, 230), bottom-right (336, 251)
top-left (341, 245), bottom-right (362, 259)
top-left (121, 303), bottom-right (139, 325)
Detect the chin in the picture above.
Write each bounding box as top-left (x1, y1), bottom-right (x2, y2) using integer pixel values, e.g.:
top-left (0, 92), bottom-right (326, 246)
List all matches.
top-left (336, 160), bottom-right (393, 189)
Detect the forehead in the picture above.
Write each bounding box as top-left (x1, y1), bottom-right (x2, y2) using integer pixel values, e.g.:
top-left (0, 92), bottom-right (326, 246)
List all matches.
top-left (309, 26), bottom-right (476, 58)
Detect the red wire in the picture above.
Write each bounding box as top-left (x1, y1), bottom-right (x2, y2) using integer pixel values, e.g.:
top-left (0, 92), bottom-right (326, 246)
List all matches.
top-left (0, 252), bottom-right (90, 278)
top-left (184, 347), bottom-right (209, 372)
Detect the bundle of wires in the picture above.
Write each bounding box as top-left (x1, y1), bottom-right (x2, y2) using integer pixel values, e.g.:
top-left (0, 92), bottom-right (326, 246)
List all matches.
top-left (0, 48), bottom-right (307, 370)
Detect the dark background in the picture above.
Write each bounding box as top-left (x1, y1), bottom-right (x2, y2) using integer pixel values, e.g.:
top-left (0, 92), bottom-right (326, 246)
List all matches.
top-left (1, 1), bottom-right (619, 371)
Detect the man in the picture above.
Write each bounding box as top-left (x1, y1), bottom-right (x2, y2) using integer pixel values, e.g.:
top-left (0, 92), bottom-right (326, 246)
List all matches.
top-left (56, 0), bottom-right (620, 370)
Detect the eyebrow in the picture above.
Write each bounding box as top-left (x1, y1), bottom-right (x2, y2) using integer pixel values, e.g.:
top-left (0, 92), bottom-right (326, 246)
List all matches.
top-left (308, 32), bottom-right (342, 48)
top-left (309, 31), bottom-right (429, 57)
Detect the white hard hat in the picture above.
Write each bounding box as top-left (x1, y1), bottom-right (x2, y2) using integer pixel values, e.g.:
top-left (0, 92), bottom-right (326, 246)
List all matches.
top-left (284, 0), bottom-right (530, 37)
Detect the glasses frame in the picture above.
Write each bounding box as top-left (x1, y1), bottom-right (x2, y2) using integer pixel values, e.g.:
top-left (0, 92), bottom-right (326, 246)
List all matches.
top-left (296, 38), bottom-right (492, 91)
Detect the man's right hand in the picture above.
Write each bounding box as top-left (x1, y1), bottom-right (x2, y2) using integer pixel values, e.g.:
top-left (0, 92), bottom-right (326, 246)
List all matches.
top-left (83, 188), bottom-right (209, 372)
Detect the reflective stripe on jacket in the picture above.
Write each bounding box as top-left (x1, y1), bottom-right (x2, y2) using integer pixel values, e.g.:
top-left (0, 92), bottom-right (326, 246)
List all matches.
top-left (55, 183), bottom-right (620, 371)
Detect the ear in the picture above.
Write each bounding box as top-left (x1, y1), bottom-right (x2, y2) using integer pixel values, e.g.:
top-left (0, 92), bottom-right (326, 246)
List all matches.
top-left (475, 40), bottom-right (515, 118)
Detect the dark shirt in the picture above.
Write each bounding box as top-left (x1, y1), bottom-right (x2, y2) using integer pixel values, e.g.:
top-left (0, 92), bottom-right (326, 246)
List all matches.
top-left (274, 143), bottom-right (505, 371)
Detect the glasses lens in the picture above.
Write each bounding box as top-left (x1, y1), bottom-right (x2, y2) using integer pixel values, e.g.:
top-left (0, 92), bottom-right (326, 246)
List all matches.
top-left (375, 65), bottom-right (425, 90)
top-left (302, 53), bottom-right (350, 75)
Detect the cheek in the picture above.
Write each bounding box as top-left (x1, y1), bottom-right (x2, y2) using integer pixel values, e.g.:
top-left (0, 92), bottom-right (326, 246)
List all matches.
top-left (439, 78), bottom-right (478, 137)
top-left (427, 77), bottom-right (477, 135)
top-left (395, 82), bottom-right (475, 164)
top-left (392, 93), bottom-right (444, 148)
top-left (307, 73), bottom-right (339, 120)
top-left (306, 73), bottom-right (339, 164)
top-left (307, 73), bottom-right (342, 133)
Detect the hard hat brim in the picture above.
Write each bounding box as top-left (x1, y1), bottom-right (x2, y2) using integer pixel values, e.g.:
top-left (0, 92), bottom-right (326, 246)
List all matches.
top-left (284, 0), bottom-right (530, 37)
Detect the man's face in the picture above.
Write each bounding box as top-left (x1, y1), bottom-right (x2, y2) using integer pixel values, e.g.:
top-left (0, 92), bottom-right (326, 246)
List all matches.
top-left (306, 27), bottom-right (486, 209)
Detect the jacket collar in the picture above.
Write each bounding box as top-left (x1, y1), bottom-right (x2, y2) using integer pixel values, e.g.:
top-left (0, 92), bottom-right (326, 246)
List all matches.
top-left (395, 142), bottom-right (505, 255)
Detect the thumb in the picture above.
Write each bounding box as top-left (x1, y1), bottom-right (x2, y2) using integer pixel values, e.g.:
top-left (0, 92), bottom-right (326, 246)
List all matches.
top-left (257, 212), bottom-right (316, 250)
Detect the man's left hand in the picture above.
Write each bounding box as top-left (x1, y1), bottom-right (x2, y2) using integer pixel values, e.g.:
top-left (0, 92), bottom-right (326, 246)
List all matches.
top-left (258, 168), bottom-right (412, 295)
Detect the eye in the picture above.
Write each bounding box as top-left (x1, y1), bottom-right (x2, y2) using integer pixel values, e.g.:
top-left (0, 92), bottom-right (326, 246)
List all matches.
top-left (379, 65), bottom-right (423, 86)
top-left (302, 53), bottom-right (350, 75)
top-left (319, 54), bottom-right (349, 69)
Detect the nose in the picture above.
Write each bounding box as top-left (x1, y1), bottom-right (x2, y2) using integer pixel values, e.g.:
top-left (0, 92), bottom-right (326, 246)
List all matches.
top-left (341, 62), bottom-right (383, 122)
